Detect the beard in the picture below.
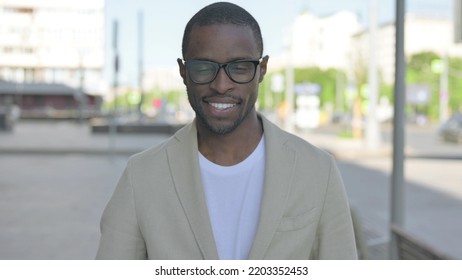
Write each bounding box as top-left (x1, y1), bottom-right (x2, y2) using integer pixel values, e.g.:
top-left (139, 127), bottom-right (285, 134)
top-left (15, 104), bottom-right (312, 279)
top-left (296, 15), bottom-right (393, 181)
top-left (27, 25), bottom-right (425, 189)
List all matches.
top-left (196, 111), bottom-right (241, 135)
top-left (186, 89), bottom-right (257, 135)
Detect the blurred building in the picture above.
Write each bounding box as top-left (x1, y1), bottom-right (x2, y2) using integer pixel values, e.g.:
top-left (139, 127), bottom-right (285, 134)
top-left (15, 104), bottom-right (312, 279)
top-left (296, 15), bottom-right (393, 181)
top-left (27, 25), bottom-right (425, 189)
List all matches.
top-left (0, 0), bottom-right (105, 118)
top-left (290, 10), bottom-right (362, 71)
top-left (268, 10), bottom-right (362, 128)
top-left (142, 67), bottom-right (184, 92)
top-left (274, 10), bottom-right (462, 85)
top-left (0, 81), bottom-right (102, 119)
top-left (352, 14), bottom-right (462, 84)
top-left (270, 10), bottom-right (361, 73)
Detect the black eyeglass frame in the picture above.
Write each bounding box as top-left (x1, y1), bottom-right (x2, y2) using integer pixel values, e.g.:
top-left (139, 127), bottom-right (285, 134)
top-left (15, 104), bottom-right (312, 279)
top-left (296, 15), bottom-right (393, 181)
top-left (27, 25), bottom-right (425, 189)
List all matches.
top-left (181, 56), bottom-right (267, 85)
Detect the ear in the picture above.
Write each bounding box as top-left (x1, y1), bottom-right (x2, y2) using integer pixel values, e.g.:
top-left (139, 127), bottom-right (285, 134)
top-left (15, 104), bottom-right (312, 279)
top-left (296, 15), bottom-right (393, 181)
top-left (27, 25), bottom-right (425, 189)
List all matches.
top-left (258, 55), bottom-right (269, 83)
top-left (177, 58), bottom-right (187, 85)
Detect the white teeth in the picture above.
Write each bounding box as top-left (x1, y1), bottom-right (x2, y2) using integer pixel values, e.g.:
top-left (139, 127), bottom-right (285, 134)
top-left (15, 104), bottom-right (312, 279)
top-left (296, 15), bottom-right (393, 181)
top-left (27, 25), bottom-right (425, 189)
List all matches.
top-left (210, 103), bottom-right (236, 110)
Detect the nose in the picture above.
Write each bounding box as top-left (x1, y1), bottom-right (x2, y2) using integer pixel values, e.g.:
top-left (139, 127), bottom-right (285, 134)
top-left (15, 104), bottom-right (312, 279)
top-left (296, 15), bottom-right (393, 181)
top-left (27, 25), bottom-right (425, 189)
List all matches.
top-left (209, 68), bottom-right (234, 94)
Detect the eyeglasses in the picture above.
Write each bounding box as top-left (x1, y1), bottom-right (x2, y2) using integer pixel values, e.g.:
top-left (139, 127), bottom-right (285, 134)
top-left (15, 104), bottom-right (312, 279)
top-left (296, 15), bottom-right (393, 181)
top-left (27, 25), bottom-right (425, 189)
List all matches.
top-left (182, 57), bottom-right (264, 84)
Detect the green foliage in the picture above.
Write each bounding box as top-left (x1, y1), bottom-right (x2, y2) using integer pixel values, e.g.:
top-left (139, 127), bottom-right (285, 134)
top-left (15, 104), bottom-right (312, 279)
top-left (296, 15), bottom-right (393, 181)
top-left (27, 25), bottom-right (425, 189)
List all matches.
top-left (258, 71), bottom-right (286, 110)
top-left (257, 75), bottom-right (271, 109)
top-left (294, 67), bottom-right (340, 107)
top-left (407, 51), bottom-right (440, 72)
top-left (448, 57), bottom-right (462, 112)
top-left (406, 52), bottom-right (438, 120)
top-left (380, 83), bottom-right (394, 102)
top-left (406, 51), bottom-right (462, 120)
top-left (102, 50), bottom-right (462, 121)
top-left (258, 67), bottom-right (347, 112)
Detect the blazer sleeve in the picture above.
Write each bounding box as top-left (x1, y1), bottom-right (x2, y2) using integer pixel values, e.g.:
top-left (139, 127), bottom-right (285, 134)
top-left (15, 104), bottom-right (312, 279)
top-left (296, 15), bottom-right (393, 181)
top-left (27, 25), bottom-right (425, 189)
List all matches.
top-left (314, 157), bottom-right (358, 259)
top-left (96, 161), bottom-right (147, 259)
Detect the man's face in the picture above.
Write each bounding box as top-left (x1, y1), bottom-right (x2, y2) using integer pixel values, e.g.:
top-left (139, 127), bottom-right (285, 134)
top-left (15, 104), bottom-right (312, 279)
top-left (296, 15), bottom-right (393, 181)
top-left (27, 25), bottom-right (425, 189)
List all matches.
top-left (179, 24), bottom-right (268, 135)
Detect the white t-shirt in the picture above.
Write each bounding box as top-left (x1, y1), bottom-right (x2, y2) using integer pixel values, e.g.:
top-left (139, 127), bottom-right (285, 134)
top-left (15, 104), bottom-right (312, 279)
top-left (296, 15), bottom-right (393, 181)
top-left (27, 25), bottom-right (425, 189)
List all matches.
top-left (199, 137), bottom-right (265, 260)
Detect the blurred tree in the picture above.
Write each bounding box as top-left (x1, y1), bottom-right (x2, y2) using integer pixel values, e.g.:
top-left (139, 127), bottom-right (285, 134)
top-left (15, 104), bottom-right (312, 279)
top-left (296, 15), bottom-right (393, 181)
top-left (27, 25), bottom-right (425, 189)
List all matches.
top-left (293, 67), bottom-right (344, 108)
top-left (257, 74), bottom-right (271, 109)
top-left (352, 54), bottom-right (368, 138)
top-left (408, 51), bottom-right (440, 73)
top-left (406, 51), bottom-right (462, 120)
top-left (259, 68), bottom-right (347, 126)
top-left (448, 57), bottom-right (462, 113)
top-left (406, 51), bottom-right (439, 120)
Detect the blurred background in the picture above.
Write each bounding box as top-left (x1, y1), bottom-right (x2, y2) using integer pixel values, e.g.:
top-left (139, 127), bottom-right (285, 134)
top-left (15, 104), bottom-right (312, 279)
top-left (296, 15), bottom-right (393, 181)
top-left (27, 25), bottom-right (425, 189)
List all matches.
top-left (0, 0), bottom-right (461, 260)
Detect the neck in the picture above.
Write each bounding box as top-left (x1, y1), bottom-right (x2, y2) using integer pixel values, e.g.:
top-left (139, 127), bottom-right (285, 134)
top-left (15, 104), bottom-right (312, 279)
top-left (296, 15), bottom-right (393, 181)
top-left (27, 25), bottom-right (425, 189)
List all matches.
top-left (197, 113), bottom-right (263, 166)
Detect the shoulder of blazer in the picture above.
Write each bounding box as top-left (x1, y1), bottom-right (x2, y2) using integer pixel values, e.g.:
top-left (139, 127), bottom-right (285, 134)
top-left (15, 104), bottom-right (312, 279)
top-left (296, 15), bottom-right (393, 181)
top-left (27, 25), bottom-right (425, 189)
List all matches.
top-left (260, 114), bottom-right (334, 165)
top-left (126, 120), bottom-right (197, 166)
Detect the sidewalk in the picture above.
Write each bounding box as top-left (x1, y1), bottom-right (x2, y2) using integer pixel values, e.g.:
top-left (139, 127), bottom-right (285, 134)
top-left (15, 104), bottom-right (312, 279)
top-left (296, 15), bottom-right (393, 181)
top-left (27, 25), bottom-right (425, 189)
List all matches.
top-left (1, 120), bottom-right (461, 259)
top-left (0, 120), bottom-right (169, 155)
top-left (0, 120), bottom-right (389, 157)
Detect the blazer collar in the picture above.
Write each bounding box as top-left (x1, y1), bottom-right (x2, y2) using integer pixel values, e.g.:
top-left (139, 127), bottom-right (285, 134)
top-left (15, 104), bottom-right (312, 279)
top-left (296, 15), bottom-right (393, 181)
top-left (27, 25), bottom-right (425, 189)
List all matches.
top-left (247, 115), bottom-right (296, 259)
top-left (167, 115), bottom-right (296, 260)
top-left (167, 120), bottom-right (219, 260)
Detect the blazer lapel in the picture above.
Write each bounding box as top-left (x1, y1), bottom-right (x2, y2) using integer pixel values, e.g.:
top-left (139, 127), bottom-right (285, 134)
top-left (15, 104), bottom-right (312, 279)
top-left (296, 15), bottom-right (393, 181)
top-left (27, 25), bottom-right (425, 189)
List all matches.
top-left (248, 116), bottom-right (297, 259)
top-left (166, 122), bottom-right (219, 260)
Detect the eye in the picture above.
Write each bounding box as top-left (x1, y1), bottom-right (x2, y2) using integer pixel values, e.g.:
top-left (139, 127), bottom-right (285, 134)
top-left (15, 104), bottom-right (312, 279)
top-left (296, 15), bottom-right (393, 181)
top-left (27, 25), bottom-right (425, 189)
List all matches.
top-left (229, 62), bottom-right (253, 73)
top-left (190, 62), bottom-right (215, 75)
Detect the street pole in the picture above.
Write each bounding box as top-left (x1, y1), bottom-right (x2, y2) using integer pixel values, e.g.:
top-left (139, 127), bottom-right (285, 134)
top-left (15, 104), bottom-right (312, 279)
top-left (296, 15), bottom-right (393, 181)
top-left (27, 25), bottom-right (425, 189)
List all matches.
top-left (109, 20), bottom-right (119, 157)
top-left (285, 30), bottom-right (295, 133)
top-left (78, 56), bottom-right (85, 124)
top-left (365, 0), bottom-right (381, 150)
top-left (113, 20), bottom-right (119, 113)
top-left (390, 0), bottom-right (406, 260)
top-left (336, 72), bottom-right (344, 115)
top-left (439, 53), bottom-right (449, 123)
top-left (137, 10), bottom-right (144, 120)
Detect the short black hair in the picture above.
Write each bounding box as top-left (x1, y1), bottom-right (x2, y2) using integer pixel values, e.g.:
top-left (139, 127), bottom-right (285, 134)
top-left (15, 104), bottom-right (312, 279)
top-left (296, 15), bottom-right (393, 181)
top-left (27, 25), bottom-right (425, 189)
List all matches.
top-left (181, 2), bottom-right (263, 58)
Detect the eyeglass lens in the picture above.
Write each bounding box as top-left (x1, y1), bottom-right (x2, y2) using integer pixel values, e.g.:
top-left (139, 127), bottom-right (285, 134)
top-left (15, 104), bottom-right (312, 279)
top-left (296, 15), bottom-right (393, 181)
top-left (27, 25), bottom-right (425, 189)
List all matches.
top-left (187, 60), bottom-right (258, 84)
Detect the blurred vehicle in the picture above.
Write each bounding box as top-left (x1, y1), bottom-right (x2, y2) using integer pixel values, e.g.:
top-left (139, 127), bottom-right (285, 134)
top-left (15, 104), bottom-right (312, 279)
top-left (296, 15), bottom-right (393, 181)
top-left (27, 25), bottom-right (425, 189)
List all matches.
top-left (439, 113), bottom-right (462, 144)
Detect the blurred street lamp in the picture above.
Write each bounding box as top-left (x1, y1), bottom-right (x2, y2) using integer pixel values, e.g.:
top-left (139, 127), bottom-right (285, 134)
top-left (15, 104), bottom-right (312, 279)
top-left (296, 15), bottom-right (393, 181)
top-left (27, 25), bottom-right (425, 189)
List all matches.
top-left (137, 10), bottom-right (145, 119)
top-left (113, 20), bottom-right (120, 112)
top-left (432, 56), bottom-right (449, 123)
top-left (365, 0), bottom-right (382, 150)
top-left (284, 29), bottom-right (295, 133)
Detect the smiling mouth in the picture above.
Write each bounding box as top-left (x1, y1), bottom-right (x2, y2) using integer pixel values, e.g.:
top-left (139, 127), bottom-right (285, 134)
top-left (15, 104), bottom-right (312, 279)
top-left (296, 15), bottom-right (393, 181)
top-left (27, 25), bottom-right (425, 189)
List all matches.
top-left (209, 102), bottom-right (237, 110)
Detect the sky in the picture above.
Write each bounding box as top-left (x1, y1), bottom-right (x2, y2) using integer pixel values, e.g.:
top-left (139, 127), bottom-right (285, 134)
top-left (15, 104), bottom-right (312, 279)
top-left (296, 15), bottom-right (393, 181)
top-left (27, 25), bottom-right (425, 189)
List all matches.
top-left (104, 0), bottom-right (453, 87)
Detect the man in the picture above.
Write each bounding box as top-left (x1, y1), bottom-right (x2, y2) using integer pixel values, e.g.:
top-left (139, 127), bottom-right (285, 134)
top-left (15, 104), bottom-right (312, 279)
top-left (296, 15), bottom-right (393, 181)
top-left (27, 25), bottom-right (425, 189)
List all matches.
top-left (96, 2), bottom-right (357, 260)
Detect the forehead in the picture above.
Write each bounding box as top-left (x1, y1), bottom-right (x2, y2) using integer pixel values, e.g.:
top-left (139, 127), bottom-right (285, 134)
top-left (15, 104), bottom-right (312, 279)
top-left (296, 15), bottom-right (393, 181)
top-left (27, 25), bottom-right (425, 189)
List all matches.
top-left (184, 24), bottom-right (260, 61)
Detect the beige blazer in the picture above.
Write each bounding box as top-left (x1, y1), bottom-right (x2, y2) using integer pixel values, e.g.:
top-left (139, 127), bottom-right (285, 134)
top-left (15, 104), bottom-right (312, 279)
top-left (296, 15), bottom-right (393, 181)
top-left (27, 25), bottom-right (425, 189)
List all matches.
top-left (96, 115), bottom-right (357, 259)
